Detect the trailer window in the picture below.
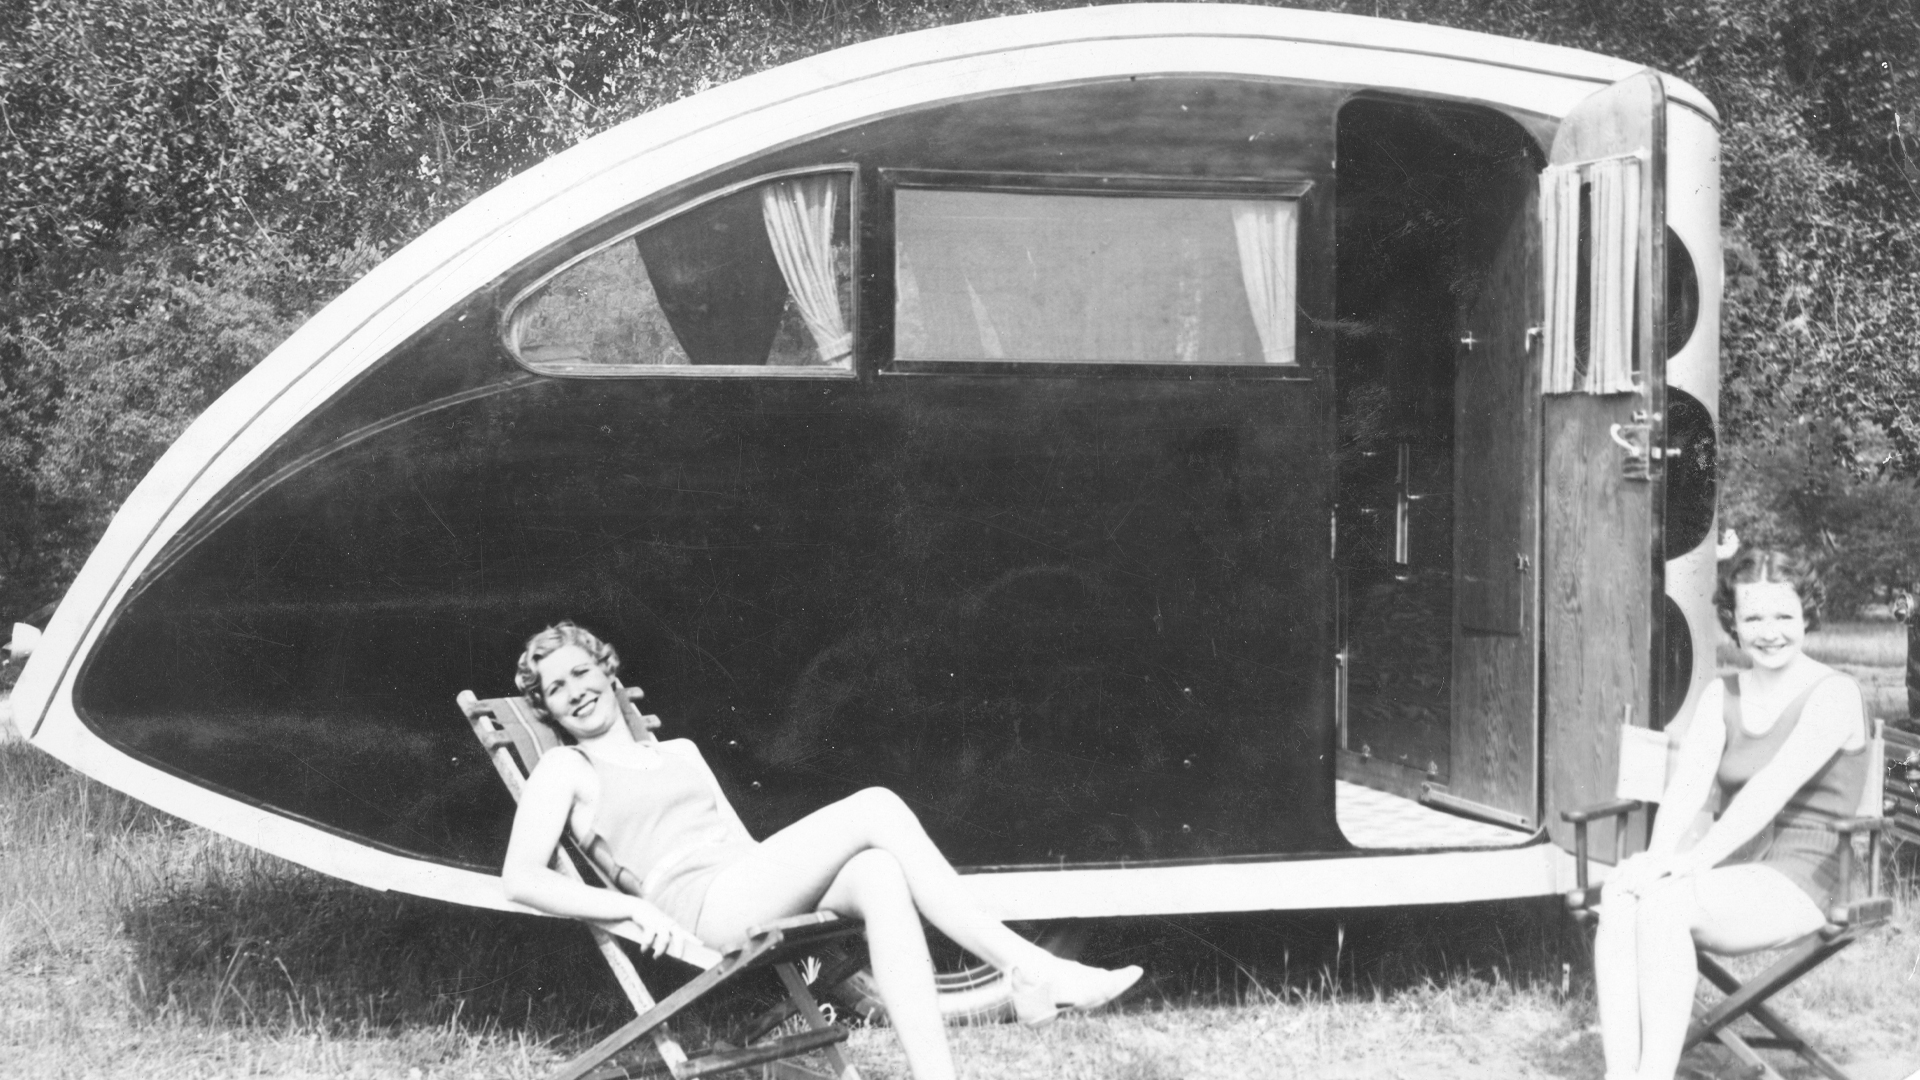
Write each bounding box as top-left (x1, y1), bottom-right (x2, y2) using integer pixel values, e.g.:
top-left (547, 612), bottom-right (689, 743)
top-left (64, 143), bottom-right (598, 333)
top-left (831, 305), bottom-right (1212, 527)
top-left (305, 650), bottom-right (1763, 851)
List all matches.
top-left (507, 171), bottom-right (854, 374)
top-left (894, 189), bottom-right (1297, 366)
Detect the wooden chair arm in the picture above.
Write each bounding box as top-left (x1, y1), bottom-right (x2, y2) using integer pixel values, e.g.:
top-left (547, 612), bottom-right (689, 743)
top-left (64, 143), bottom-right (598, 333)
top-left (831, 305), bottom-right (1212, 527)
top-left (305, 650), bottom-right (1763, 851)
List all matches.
top-left (1831, 816), bottom-right (1884, 835)
top-left (1833, 814), bottom-right (1887, 912)
top-left (1561, 798), bottom-right (1645, 825)
top-left (1561, 798), bottom-right (1645, 912)
top-left (741, 912), bottom-right (866, 968)
top-left (1825, 896), bottom-right (1894, 931)
top-left (748, 911), bottom-right (847, 935)
top-left (1564, 884), bottom-right (1604, 919)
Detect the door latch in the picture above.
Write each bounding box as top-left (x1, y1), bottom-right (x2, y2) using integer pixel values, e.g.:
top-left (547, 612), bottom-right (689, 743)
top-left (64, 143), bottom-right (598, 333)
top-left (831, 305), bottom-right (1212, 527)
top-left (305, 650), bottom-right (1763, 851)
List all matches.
top-left (1608, 415), bottom-right (1653, 481)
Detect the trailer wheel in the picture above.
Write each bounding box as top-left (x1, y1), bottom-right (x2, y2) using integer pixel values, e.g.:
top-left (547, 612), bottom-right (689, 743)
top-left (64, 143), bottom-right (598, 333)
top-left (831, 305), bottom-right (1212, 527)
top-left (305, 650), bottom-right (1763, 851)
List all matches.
top-left (825, 923), bottom-right (1089, 1026)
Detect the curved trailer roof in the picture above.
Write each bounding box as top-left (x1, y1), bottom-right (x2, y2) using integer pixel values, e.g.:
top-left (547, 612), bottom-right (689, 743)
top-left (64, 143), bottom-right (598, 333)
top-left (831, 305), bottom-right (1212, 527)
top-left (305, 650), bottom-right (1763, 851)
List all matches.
top-left (15, 3), bottom-right (1713, 918)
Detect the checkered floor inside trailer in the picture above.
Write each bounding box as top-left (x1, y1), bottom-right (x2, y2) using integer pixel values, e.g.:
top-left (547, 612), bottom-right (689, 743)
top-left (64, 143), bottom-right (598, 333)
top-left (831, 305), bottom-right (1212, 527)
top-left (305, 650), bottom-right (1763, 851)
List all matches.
top-left (1335, 779), bottom-right (1531, 850)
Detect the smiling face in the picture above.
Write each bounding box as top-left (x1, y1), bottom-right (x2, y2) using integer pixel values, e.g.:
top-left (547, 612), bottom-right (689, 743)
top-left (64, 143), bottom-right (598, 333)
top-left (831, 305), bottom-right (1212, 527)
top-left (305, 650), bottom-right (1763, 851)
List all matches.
top-left (534, 643), bottom-right (623, 740)
top-left (1732, 580), bottom-right (1807, 671)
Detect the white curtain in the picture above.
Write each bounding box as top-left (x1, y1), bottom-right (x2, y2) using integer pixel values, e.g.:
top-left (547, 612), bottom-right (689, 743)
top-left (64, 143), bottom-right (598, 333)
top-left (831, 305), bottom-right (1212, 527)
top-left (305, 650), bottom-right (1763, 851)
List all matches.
top-left (1539, 166), bottom-right (1583, 393)
top-left (1538, 156), bottom-right (1641, 394)
top-left (761, 176), bottom-right (852, 364)
top-left (1229, 200), bottom-right (1298, 364)
top-left (1587, 156), bottom-right (1641, 393)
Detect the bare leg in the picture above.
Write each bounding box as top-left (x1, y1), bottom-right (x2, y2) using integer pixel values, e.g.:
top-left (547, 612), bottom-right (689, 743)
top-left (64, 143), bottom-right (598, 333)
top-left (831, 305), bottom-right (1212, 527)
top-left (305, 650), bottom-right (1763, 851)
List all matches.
top-left (1627, 875), bottom-right (1708, 1080)
top-left (1631, 866), bottom-right (1824, 1080)
top-left (698, 788), bottom-right (1055, 973)
top-left (1594, 883), bottom-right (1644, 1079)
top-left (813, 849), bottom-right (955, 1080)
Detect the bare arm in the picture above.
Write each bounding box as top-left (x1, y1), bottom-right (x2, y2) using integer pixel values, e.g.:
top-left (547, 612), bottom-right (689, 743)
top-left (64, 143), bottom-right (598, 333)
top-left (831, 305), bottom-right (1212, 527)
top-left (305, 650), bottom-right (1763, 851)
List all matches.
top-left (501, 750), bottom-right (702, 957)
top-left (1679, 676), bottom-right (1862, 873)
top-left (1646, 678), bottom-right (1727, 857)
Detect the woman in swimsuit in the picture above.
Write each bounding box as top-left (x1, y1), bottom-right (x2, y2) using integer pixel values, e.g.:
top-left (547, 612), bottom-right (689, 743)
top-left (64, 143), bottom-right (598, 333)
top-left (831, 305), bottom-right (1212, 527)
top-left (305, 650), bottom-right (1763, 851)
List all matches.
top-left (500, 621), bottom-right (1142, 1080)
top-left (1596, 549), bottom-right (1870, 1080)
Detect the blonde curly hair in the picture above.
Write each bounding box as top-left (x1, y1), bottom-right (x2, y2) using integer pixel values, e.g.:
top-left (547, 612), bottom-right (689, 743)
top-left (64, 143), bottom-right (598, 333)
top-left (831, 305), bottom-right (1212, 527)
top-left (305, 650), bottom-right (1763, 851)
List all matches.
top-left (514, 621), bottom-right (620, 720)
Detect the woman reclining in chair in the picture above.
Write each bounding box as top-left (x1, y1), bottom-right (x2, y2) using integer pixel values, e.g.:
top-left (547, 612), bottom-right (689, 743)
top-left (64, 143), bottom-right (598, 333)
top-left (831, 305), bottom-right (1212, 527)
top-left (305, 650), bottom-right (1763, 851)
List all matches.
top-left (501, 621), bottom-right (1141, 1080)
top-left (1597, 549), bottom-right (1869, 1080)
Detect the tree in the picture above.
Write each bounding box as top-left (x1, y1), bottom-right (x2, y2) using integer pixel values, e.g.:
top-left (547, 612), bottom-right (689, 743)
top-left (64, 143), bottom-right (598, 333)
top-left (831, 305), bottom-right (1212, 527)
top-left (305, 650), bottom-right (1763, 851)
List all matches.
top-left (2, 0), bottom-right (1917, 619)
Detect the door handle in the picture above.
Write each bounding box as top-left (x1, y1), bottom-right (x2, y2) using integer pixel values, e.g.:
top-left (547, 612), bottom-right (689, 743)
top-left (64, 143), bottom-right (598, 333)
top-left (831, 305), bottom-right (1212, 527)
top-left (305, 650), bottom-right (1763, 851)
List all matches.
top-left (1609, 422), bottom-right (1653, 481)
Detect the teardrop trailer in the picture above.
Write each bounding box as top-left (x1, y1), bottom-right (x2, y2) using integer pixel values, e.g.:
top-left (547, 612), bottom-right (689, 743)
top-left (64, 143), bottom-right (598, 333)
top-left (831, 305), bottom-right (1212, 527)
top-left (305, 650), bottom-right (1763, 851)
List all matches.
top-left (12, 4), bottom-right (1724, 943)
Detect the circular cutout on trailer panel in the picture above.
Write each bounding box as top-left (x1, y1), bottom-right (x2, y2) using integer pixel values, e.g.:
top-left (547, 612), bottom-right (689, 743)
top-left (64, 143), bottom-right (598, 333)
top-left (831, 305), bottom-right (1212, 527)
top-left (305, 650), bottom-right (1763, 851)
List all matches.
top-left (1665, 226), bottom-right (1700, 359)
top-left (1658, 593), bottom-right (1695, 731)
top-left (1664, 387), bottom-right (1716, 557)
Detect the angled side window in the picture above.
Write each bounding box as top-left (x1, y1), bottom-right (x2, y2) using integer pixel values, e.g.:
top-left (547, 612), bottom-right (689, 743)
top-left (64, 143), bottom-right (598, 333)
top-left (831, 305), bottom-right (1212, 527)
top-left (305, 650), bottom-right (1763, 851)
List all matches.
top-left (506, 169), bottom-right (855, 375)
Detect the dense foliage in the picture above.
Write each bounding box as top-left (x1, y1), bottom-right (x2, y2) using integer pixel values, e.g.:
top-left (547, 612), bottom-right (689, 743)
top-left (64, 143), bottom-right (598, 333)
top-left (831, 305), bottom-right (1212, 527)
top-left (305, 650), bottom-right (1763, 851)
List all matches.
top-left (2, 0), bottom-right (1917, 620)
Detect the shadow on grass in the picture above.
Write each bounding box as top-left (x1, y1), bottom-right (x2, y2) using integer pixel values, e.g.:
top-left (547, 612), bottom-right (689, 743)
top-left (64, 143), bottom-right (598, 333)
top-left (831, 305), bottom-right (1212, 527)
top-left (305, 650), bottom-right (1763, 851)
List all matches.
top-left (117, 847), bottom-right (1583, 1048)
top-left (51, 732), bottom-right (1908, 1075)
top-left (1068, 896), bottom-right (1580, 1010)
top-left (9, 728), bottom-right (1586, 1040)
top-left (121, 873), bottom-right (662, 1038)
top-left (0, 741), bottom-right (694, 1046)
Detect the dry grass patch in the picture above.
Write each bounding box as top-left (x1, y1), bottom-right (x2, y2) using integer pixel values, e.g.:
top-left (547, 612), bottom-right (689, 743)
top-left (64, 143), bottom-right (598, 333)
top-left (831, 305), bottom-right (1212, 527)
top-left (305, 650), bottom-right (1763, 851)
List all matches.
top-left (835, 984), bottom-right (1590, 1080)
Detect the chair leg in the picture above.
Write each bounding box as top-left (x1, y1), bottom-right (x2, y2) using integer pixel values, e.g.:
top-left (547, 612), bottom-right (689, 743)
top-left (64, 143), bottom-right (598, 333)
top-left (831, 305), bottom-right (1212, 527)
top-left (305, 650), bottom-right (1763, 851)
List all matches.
top-left (544, 924), bottom-right (692, 1080)
top-left (1688, 945), bottom-right (1860, 1080)
top-left (737, 949), bottom-right (871, 1046)
top-left (554, 932), bottom-right (865, 1080)
top-left (1706, 1024), bottom-right (1787, 1080)
top-left (774, 961), bottom-right (861, 1080)
top-left (1727, 996), bottom-right (1855, 1080)
top-left (553, 936), bottom-right (783, 1080)
top-left (1688, 939), bottom-right (1848, 1047)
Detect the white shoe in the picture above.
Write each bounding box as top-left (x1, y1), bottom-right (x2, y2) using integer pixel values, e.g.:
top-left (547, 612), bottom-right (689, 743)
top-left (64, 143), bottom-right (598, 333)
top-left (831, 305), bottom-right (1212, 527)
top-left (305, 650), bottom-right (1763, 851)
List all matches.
top-left (1009, 961), bottom-right (1143, 1026)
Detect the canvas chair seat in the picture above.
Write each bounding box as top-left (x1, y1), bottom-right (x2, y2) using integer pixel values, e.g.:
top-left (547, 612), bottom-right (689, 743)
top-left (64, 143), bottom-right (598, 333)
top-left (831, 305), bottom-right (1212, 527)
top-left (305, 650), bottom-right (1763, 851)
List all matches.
top-left (458, 687), bottom-right (866, 1080)
top-left (1562, 719), bottom-right (1893, 1080)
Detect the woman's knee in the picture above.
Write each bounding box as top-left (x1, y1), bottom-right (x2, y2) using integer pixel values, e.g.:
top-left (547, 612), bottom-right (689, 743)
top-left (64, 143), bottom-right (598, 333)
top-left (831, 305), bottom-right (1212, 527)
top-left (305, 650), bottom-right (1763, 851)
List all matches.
top-left (845, 787), bottom-right (919, 830)
top-left (1598, 880), bottom-right (1640, 920)
top-left (838, 847), bottom-right (911, 903)
top-left (1632, 876), bottom-right (1700, 931)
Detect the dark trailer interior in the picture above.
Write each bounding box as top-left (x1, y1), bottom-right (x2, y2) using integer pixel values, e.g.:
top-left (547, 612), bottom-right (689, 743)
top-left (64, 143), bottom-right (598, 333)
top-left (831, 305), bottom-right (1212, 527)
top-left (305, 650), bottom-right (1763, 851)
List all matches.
top-left (74, 80), bottom-right (1555, 876)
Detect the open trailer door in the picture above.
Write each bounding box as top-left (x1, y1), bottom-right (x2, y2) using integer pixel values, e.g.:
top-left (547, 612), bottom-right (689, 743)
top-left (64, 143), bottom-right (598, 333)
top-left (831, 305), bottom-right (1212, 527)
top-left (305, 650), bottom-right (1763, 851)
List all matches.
top-left (1539, 72), bottom-right (1669, 854)
top-left (1429, 171), bottom-right (1543, 832)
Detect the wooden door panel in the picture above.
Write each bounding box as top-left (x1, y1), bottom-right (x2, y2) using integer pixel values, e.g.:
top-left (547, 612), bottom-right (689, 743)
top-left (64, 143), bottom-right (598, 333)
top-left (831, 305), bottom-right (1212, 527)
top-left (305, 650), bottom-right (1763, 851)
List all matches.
top-left (1541, 72), bottom-right (1667, 853)
top-left (1543, 393), bottom-right (1653, 846)
top-left (1448, 190), bottom-right (1542, 826)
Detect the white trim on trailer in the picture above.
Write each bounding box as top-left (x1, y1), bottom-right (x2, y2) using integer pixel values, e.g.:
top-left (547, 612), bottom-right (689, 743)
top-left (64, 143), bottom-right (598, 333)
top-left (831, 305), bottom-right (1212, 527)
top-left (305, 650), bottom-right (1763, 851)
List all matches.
top-left (971, 843), bottom-right (1582, 920)
top-left (16, 3), bottom-right (1712, 915)
top-left (1658, 102), bottom-right (1724, 735)
top-left (28, 695), bottom-right (1592, 922)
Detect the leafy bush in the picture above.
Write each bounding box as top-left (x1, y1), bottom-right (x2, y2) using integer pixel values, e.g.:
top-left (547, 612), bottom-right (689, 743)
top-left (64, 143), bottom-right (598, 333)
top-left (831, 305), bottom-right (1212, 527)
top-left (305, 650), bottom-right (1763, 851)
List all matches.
top-left (2, 0), bottom-right (1918, 617)
top-left (1721, 424), bottom-right (1920, 613)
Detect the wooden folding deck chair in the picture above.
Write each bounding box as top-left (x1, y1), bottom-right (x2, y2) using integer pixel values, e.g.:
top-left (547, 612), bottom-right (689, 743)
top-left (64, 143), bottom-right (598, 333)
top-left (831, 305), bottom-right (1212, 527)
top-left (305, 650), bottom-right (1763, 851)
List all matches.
top-left (1563, 719), bottom-right (1894, 1080)
top-left (458, 687), bottom-right (868, 1080)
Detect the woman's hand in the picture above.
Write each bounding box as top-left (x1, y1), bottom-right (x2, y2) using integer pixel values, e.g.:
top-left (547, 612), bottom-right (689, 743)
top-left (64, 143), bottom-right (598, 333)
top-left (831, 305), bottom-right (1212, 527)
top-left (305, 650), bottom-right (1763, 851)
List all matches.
top-left (1608, 851), bottom-right (1702, 897)
top-left (1606, 852), bottom-right (1665, 896)
top-left (609, 898), bottom-right (704, 960)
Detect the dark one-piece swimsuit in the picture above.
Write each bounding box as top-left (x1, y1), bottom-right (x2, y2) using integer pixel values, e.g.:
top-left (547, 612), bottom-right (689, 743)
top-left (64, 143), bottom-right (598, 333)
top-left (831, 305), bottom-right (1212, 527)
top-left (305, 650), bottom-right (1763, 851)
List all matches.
top-left (1715, 673), bottom-right (1870, 910)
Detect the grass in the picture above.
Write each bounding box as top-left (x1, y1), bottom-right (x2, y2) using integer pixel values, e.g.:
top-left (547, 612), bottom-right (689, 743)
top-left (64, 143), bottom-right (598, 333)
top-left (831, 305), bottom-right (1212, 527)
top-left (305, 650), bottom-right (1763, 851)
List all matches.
top-left (5, 681), bottom-right (1920, 1078)
top-left (0, 736), bottom-right (641, 1078)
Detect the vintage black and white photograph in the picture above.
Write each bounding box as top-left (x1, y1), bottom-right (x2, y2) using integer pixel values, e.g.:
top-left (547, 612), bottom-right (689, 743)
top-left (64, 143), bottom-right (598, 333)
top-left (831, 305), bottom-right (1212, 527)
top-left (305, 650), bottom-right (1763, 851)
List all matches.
top-left (3, 2), bottom-right (1918, 1077)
